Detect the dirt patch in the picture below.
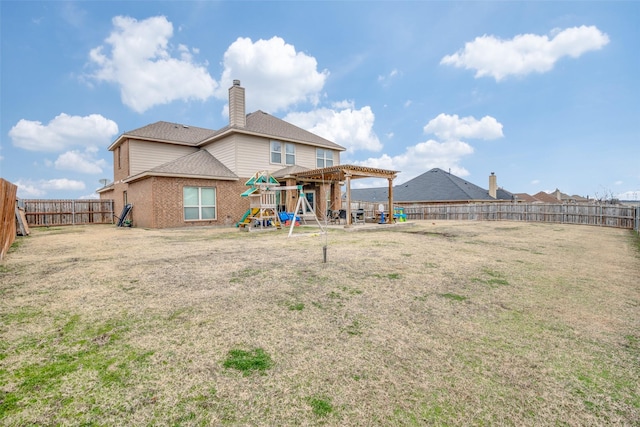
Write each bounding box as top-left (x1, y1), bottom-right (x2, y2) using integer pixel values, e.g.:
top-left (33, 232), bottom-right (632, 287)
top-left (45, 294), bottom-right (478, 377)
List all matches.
top-left (1, 221), bottom-right (639, 425)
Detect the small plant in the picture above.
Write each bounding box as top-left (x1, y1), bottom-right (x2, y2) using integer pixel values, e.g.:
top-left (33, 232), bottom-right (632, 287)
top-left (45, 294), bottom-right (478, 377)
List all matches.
top-left (472, 268), bottom-right (509, 287)
top-left (375, 273), bottom-right (401, 280)
top-left (344, 319), bottom-right (363, 336)
top-left (307, 396), bottom-right (333, 417)
top-left (230, 268), bottom-right (262, 283)
top-left (288, 302), bottom-right (304, 311)
top-left (339, 286), bottom-right (363, 295)
top-left (440, 293), bottom-right (467, 302)
top-left (223, 348), bottom-right (272, 375)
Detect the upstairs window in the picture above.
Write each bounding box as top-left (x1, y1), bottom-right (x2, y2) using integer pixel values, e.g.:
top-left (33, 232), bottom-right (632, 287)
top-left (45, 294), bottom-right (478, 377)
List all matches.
top-left (285, 143), bottom-right (295, 165)
top-left (316, 149), bottom-right (334, 168)
top-left (270, 141), bottom-right (282, 164)
top-left (184, 186), bottom-right (216, 221)
top-left (271, 140), bottom-right (295, 165)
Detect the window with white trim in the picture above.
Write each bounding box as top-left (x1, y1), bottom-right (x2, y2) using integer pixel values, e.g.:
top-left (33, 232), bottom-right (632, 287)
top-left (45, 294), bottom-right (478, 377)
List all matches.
top-left (285, 143), bottom-right (295, 165)
top-left (270, 140), bottom-right (282, 164)
top-left (316, 149), bottom-right (334, 168)
top-left (271, 140), bottom-right (296, 165)
top-left (183, 186), bottom-right (216, 221)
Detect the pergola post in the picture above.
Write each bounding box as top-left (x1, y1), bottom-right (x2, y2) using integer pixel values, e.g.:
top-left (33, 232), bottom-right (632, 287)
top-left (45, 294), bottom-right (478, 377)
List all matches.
top-left (345, 173), bottom-right (352, 226)
top-left (388, 177), bottom-right (394, 222)
top-left (285, 177), bottom-right (297, 213)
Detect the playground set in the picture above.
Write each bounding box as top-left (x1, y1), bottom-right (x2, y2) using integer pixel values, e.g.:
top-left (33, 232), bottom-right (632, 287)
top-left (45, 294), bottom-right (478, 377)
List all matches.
top-left (236, 171), bottom-right (325, 236)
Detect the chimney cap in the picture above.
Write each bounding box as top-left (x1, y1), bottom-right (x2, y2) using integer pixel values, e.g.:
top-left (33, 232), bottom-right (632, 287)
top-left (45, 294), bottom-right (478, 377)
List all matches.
top-left (233, 79), bottom-right (241, 86)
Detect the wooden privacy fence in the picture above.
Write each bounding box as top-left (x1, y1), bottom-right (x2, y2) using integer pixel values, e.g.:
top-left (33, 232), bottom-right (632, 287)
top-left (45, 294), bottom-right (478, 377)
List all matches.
top-left (22, 199), bottom-right (115, 227)
top-left (350, 201), bottom-right (639, 231)
top-left (1, 179), bottom-right (18, 260)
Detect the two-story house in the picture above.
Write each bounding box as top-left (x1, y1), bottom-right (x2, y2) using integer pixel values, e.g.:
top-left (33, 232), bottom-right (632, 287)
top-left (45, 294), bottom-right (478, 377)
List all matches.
top-left (98, 80), bottom-right (397, 228)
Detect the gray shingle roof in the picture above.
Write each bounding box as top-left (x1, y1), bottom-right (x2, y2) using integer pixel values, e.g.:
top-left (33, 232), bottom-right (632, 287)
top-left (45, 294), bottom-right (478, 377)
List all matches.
top-left (272, 165), bottom-right (310, 178)
top-left (117, 112), bottom-right (346, 152)
top-left (350, 168), bottom-right (513, 202)
top-left (148, 150), bottom-right (238, 179)
top-left (207, 111), bottom-right (345, 151)
top-left (124, 121), bottom-right (217, 145)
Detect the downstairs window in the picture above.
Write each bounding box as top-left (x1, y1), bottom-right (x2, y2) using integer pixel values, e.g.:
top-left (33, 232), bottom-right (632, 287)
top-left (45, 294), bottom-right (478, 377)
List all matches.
top-left (183, 186), bottom-right (216, 220)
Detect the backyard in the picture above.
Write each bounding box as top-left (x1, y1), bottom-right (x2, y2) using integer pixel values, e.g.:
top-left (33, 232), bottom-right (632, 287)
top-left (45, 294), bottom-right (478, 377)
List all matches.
top-left (1, 221), bottom-right (639, 426)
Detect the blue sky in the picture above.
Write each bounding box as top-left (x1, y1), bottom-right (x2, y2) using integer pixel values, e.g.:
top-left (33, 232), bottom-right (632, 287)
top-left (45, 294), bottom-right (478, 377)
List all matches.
top-left (1, 1), bottom-right (638, 200)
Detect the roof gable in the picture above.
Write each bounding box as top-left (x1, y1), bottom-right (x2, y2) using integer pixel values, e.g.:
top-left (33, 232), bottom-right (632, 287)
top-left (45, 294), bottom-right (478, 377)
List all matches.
top-left (204, 111), bottom-right (345, 151)
top-left (120, 121), bottom-right (217, 146)
top-left (148, 149), bottom-right (237, 179)
top-left (114, 112), bottom-right (346, 153)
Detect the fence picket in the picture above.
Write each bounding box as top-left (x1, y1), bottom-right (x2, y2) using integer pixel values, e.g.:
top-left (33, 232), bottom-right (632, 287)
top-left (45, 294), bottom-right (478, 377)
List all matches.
top-left (22, 199), bottom-right (115, 226)
top-left (348, 201), bottom-right (639, 232)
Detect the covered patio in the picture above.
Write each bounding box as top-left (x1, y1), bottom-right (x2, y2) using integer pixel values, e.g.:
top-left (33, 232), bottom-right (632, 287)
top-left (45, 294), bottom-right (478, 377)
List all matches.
top-left (292, 164), bottom-right (398, 227)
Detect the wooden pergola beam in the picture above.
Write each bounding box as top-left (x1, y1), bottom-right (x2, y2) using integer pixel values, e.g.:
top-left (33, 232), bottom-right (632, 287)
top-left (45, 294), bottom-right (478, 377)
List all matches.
top-left (292, 164), bottom-right (398, 226)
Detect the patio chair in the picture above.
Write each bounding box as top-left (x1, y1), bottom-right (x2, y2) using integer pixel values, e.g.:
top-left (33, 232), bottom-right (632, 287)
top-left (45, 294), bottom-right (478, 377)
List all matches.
top-left (328, 210), bottom-right (341, 224)
top-left (351, 209), bottom-right (365, 224)
top-left (338, 209), bottom-right (347, 224)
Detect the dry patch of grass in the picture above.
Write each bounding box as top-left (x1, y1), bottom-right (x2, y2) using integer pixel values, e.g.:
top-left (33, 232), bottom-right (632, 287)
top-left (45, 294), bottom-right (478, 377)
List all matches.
top-left (1, 221), bottom-right (639, 426)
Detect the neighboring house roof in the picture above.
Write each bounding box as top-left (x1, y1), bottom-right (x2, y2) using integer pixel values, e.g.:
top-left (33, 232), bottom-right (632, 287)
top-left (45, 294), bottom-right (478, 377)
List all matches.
top-left (496, 188), bottom-right (513, 200)
top-left (530, 190), bottom-right (590, 203)
top-left (513, 193), bottom-right (539, 203)
top-left (532, 191), bottom-right (560, 203)
top-left (203, 110), bottom-right (346, 151)
top-left (350, 168), bottom-right (513, 202)
top-left (125, 149), bottom-right (238, 183)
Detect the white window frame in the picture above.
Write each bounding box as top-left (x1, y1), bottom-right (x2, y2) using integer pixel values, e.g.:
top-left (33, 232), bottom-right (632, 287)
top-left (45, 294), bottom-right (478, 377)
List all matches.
top-left (316, 149), bottom-right (334, 168)
top-left (270, 140), bottom-right (282, 164)
top-left (285, 143), bottom-right (295, 165)
top-left (183, 186), bottom-right (216, 221)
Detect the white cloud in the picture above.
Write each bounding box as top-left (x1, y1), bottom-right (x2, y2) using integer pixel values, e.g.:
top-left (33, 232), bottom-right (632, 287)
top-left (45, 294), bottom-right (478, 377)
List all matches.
top-left (54, 149), bottom-right (109, 174)
top-left (377, 68), bottom-right (400, 85)
top-left (423, 113), bottom-right (503, 141)
top-left (15, 180), bottom-right (46, 198)
top-left (441, 25), bottom-right (609, 81)
top-left (216, 36), bottom-right (328, 113)
top-left (42, 178), bottom-right (86, 191)
top-left (285, 105), bottom-right (382, 153)
top-left (350, 113), bottom-right (505, 185)
top-left (354, 139), bottom-right (473, 185)
top-left (9, 113), bottom-right (119, 152)
top-left (15, 178), bottom-right (86, 198)
top-left (89, 15), bottom-right (217, 113)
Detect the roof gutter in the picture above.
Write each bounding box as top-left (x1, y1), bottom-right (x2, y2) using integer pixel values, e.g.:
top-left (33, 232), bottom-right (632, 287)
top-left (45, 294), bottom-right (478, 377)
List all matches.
top-left (124, 172), bottom-right (239, 184)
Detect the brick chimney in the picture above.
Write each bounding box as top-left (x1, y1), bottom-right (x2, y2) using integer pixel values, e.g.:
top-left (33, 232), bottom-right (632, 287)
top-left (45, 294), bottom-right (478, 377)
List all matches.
top-left (229, 80), bottom-right (246, 128)
top-left (489, 172), bottom-right (497, 198)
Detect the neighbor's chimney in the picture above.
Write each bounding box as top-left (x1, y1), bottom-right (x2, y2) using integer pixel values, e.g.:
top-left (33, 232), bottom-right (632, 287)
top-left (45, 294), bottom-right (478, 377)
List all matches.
top-left (229, 79), bottom-right (246, 128)
top-left (489, 172), bottom-right (497, 198)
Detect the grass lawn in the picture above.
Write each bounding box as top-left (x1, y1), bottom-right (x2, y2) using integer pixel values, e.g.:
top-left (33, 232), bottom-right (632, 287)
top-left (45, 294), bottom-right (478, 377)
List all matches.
top-left (1, 221), bottom-right (639, 426)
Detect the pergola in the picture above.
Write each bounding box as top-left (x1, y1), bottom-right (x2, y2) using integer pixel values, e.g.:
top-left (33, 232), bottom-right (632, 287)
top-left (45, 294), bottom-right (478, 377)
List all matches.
top-left (293, 164), bottom-right (398, 226)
